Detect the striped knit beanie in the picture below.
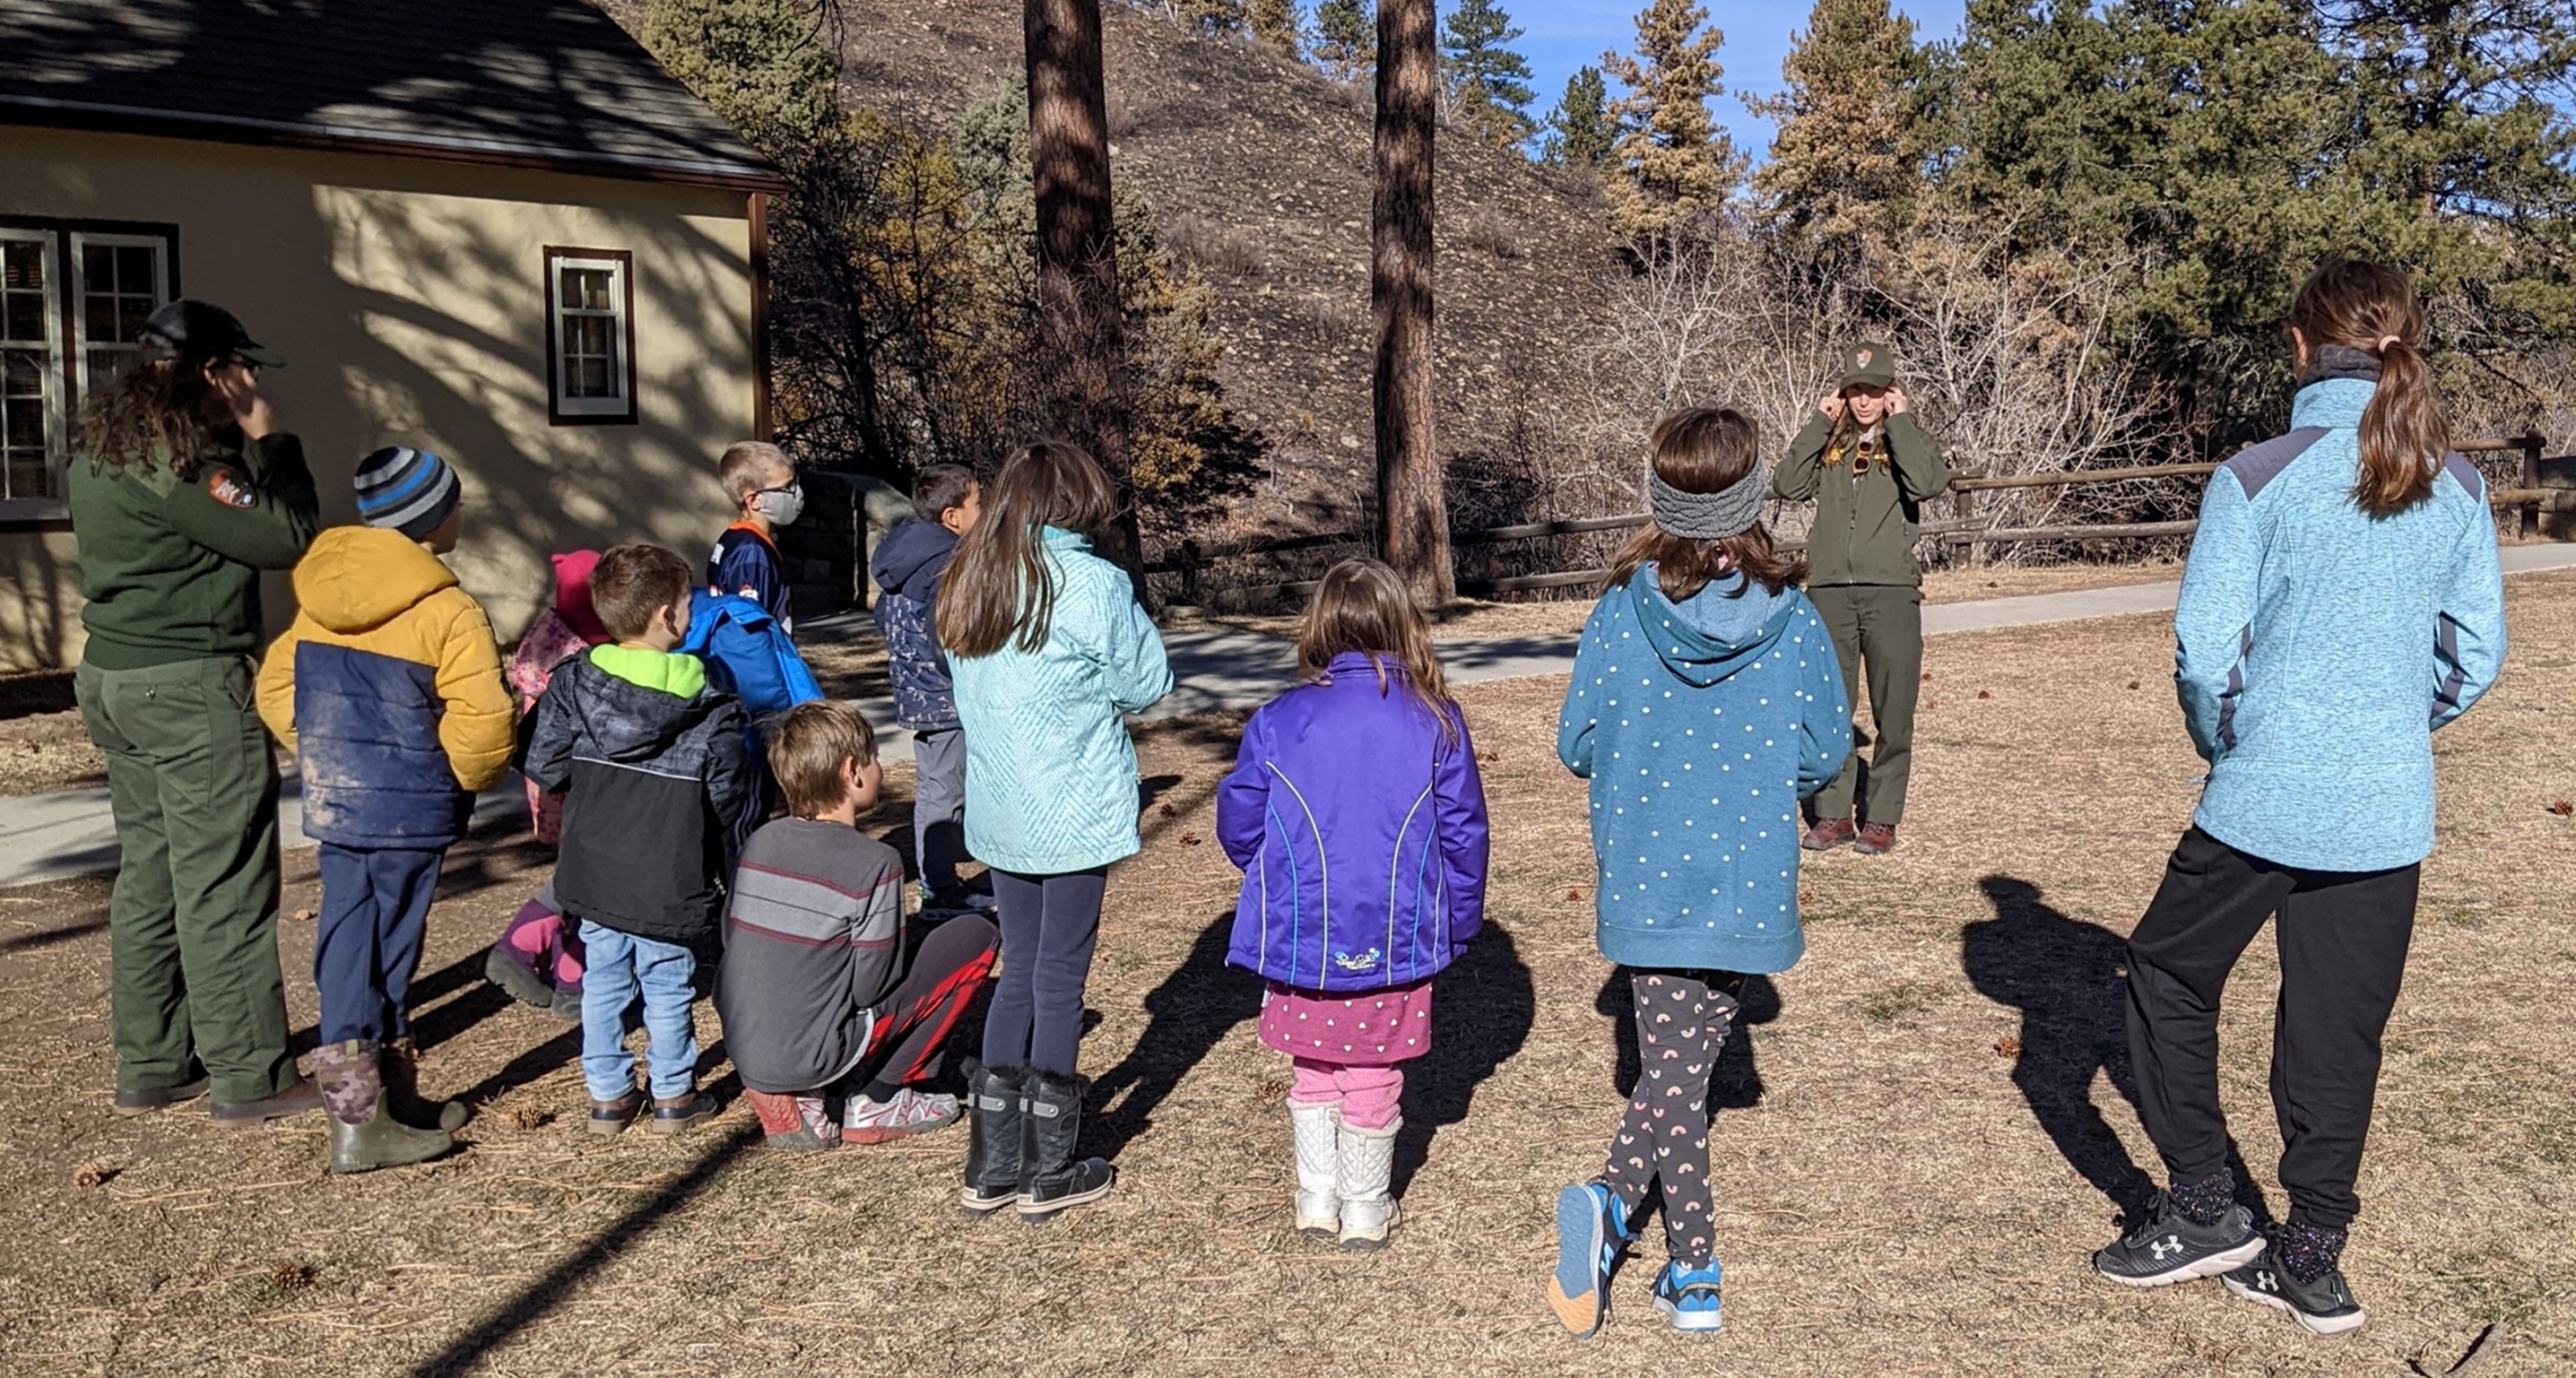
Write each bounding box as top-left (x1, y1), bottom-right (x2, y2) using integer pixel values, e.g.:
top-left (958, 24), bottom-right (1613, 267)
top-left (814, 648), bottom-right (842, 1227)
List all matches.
top-left (354, 446), bottom-right (462, 541)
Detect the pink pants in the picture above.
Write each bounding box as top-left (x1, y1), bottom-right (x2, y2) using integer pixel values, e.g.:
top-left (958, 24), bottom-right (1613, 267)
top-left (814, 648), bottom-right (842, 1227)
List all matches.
top-left (1290, 1058), bottom-right (1402, 1131)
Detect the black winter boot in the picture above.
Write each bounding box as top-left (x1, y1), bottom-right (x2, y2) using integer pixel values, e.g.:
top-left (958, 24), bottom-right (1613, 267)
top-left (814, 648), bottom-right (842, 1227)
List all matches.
top-left (314, 1039), bottom-right (453, 1174)
top-left (380, 1036), bottom-right (468, 1131)
top-left (1017, 1070), bottom-right (1114, 1222)
top-left (960, 1061), bottom-right (1028, 1217)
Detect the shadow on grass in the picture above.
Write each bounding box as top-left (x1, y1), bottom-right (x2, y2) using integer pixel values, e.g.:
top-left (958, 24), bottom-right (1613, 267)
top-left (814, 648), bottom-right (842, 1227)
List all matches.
top-left (1088, 910), bottom-right (1262, 1159)
top-left (1962, 874), bottom-right (2273, 1229)
top-left (407, 1117), bottom-right (763, 1378)
top-left (1392, 922), bottom-right (1535, 1198)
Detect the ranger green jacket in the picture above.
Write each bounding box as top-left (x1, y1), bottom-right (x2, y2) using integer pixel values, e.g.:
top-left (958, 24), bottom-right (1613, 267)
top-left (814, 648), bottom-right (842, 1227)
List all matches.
top-left (1771, 411), bottom-right (1954, 586)
top-left (67, 430), bottom-right (321, 671)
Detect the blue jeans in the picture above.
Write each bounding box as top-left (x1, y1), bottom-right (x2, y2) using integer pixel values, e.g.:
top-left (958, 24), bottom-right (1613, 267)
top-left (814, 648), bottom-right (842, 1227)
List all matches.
top-left (313, 844), bottom-right (444, 1044)
top-left (577, 921), bottom-right (699, 1102)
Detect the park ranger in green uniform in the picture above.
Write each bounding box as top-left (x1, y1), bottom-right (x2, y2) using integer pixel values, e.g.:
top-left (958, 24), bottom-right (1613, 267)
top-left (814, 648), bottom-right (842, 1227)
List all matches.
top-left (1771, 342), bottom-right (1954, 855)
top-left (69, 299), bottom-right (323, 1122)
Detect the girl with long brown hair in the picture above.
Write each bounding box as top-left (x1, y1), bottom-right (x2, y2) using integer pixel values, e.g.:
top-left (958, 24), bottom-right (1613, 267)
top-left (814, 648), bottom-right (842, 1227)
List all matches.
top-left (2091, 260), bottom-right (2506, 1336)
top-left (941, 440), bottom-right (1171, 1221)
top-left (1549, 408), bottom-right (1851, 1335)
top-left (1213, 559), bottom-right (1489, 1250)
top-left (67, 299), bottom-right (324, 1128)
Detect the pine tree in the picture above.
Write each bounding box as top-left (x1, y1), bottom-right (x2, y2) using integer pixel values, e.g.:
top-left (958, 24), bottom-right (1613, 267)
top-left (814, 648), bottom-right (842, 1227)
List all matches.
top-left (640, 0), bottom-right (838, 156)
top-left (1600, 0), bottom-right (1747, 239)
top-left (1247, 0), bottom-right (1303, 58)
top-left (1751, 0), bottom-right (1929, 258)
top-left (1313, 0), bottom-right (1375, 82)
top-left (1441, 0), bottom-right (1537, 149)
top-left (1540, 65), bottom-right (1615, 169)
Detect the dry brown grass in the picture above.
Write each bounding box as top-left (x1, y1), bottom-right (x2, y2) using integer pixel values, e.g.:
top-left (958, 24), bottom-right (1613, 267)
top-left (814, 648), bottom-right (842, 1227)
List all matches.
top-left (0, 573), bottom-right (2570, 1376)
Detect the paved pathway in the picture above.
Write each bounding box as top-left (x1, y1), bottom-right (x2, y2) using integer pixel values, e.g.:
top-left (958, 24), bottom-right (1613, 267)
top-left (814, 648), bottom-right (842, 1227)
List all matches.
top-left (6, 543), bottom-right (2572, 890)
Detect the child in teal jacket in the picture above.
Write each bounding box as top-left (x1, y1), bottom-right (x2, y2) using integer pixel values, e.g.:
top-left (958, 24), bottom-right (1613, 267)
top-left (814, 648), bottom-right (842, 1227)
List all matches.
top-left (941, 442), bottom-right (1171, 1223)
top-left (1548, 409), bottom-right (1849, 1338)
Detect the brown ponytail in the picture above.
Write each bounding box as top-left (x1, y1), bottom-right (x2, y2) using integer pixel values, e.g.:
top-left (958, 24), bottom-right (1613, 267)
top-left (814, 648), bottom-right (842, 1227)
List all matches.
top-left (2288, 259), bottom-right (2450, 517)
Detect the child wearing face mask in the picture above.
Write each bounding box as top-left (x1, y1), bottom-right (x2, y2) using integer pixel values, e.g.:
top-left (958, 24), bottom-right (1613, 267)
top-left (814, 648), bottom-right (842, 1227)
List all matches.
top-left (710, 441), bottom-right (802, 637)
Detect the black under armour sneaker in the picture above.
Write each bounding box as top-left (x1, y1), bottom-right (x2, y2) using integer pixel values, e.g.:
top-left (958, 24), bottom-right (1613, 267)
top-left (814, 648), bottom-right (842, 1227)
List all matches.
top-left (2223, 1245), bottom-right (2367, 1334)
top-left (2092, 1194), bottom-right (2265, 1287)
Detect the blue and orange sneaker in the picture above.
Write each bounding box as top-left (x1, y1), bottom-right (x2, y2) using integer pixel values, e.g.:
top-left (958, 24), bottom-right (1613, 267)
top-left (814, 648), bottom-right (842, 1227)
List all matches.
top-left (1652, 1258), bottom-right (1724, 1332)
top-left (1549, 1181), bottom-right (1631, 1338)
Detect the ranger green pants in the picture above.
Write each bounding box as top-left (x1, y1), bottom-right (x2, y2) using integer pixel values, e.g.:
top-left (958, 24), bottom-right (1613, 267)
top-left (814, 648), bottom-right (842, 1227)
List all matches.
top-left (74, 655), bottom-right (296, 1103)
top-left (1809, 584), bottom-right (1924, 827)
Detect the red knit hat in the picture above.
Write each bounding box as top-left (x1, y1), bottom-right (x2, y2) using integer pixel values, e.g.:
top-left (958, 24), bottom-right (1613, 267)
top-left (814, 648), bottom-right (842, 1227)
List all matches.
top-left (551, 550), bottom-right (609, 645)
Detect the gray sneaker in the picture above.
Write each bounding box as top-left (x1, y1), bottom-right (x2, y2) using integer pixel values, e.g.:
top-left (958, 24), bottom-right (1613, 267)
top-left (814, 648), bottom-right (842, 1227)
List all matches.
top-left (2223, 1244), bottom-right (2367, 1334)
top-left (2092, 1193), bottom-right (2263, 1287)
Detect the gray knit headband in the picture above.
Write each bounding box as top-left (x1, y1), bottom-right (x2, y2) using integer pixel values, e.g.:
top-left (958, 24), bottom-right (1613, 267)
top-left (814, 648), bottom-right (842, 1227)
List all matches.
top-left (1647, 463), bottom-right (1766, 541)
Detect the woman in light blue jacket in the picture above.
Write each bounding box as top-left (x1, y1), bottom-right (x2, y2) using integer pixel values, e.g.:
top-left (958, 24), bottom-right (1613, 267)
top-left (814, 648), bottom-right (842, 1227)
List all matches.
top-left (940, 441), bottom-right (1171, 1221)
top-left (2091, 261), bottom-right (2506, 1337)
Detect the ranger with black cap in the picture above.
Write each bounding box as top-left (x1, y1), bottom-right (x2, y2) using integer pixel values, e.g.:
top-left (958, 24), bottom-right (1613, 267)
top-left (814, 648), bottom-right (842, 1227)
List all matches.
top-left (68, 299), bottom-right (324, 1124)
top-left (1770, 342), bottom-right (1954, 855)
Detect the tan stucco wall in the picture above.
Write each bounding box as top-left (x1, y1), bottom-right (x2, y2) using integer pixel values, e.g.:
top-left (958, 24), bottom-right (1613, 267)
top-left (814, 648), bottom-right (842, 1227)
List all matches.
top-left (0, 126), bottom-right (756, 668)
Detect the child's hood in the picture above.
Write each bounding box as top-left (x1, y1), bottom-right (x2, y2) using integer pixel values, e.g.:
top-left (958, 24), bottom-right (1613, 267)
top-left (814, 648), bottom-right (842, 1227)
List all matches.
top-left (559, 646), bottom-right (724, 760)
top-left (1627, 566), bottom-right (1802, 689)
top-left (869, 518), bottom-right (957, 602)
top-left (291, 525), bottom-right (459, 635)
top-left (551, 549), bottom-right (609, 644)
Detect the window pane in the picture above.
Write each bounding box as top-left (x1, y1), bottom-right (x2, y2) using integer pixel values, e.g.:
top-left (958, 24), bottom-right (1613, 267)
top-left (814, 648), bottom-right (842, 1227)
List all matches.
top-left (5, 457), bottom-right (49, 502)
top-left (117, 245), bottom-right (153, 289)
top-left (558, 266), bottom-right (584, 306)
top-left (582, 269), bottom-right (613, 310)
top-left (4, 292), bottom-right (38, 343)
top-left (88, 349), bottom-right (134, 387)
top-left (1, 242), bottom-right (41, 291)
top-left (82, 243), bottom-right (113, 292)
top-left (85, 293), bottom-right (115, 342)
top-left (575, 356), bottom-right (608, 397)
top-left (116, 293), bottom-right (151, 341)
top-left (4, 351), bottom-right (39, 394)
top-left (3, 394), bottom-right (41, 448)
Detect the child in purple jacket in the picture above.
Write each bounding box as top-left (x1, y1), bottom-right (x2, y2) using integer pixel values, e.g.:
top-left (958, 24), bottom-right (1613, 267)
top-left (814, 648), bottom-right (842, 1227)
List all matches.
top-left (1216, 559), bottom-right (1489, 1251)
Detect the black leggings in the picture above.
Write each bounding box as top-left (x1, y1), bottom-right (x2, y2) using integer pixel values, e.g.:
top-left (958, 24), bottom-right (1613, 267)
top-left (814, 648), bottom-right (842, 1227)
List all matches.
top-left (1601, 968), bottom-right (1739, 1266)
top-left (2126, 827), bottom-right (2417, 1231)
top-left (980, 867), bottom-right (1108, 1078)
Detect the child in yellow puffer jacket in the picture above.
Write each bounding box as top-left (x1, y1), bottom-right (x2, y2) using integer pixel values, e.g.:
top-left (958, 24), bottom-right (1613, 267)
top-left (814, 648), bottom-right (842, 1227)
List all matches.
top-left (256, 446), bottom-right (512, 1174)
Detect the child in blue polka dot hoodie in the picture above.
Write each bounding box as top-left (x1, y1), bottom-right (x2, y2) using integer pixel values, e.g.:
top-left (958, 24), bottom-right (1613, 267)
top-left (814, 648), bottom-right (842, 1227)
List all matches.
top-left (1547, 408), bottom-right (1852, 1338)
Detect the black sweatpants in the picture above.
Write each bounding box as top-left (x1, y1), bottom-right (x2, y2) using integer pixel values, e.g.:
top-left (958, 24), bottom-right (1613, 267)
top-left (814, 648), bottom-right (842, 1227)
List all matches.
top-left (2125, 827), bottom-right (2418, 1231)
top-left (1600, 969), bottom-right (1740, 1266)
top-left (980, 866), bottom-right (1108, 1078)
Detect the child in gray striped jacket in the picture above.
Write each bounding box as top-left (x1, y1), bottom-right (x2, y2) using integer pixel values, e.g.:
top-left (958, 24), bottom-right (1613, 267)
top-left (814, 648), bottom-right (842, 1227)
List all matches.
top-left (714, 702), bottom-right (997, 1149)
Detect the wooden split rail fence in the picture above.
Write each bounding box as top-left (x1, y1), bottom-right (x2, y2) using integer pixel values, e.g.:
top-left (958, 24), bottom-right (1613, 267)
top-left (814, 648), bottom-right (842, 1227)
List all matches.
top-left (1149, 435), bottom-right (2555, 605)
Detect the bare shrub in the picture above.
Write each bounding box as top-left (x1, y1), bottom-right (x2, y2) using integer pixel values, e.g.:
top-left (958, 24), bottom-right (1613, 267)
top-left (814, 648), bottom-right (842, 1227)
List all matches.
top-left (1297, 293), bottom-right (1368, 351)
top-left (1164, 212), bottom-right (1265, 278)
top-left (1458, 219), bottom-right (1524, 262)
top-left (1105, 86), bottom-right (1146, 138)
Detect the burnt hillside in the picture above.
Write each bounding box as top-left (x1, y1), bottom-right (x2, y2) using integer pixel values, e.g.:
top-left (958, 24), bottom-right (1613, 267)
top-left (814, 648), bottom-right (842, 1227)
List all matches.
top-left (627, 0), bottom-right (1622, 539)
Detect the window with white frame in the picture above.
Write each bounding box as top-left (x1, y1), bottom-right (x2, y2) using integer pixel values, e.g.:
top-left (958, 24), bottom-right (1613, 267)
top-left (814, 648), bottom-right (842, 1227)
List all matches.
top-left (0, 221), bottom-right (174, 519)
top-left (544, 247), bottom-right (636, 425)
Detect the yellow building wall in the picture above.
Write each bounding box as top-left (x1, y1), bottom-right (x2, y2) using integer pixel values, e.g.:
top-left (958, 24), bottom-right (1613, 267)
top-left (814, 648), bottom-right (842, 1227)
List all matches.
top-left (0, 126), bottom-right (757, 668)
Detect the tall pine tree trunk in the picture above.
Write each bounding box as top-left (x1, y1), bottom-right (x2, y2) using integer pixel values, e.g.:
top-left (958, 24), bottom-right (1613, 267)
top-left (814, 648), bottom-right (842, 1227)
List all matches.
top-left (1372, 0), bottom-right (1453, 606)
top-left (1024, 0), bottom-right (1145, 585)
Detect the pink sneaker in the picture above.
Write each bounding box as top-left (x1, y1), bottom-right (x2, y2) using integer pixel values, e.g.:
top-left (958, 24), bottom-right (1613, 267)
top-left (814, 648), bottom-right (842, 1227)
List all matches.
top-left (842, 1088), bottom-right (963, 1144)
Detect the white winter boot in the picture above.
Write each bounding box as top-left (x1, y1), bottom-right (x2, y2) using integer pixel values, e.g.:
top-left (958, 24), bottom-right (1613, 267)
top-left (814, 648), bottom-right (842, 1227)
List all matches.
top-left (1289, 1098), bottom-right (1341, 1239)
top-left (1336, 1114), bottom-right (1401, 1251)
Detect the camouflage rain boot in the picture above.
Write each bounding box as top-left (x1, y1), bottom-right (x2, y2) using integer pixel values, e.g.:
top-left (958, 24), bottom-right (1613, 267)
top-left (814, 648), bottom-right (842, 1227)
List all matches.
top-left (380, 1036), bottom-right (469, 1131)
top-left (313, 1039), bottom-right (453, 1175)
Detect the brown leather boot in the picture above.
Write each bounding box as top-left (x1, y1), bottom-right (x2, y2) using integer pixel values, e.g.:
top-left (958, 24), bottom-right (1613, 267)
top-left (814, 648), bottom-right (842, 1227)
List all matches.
top-left (380, 1036), bottom-right (468, 1131)
top-left (1854, 822), bottom-right (1900, 855)
top-left (1800, 817), bottom-right (1857, 851)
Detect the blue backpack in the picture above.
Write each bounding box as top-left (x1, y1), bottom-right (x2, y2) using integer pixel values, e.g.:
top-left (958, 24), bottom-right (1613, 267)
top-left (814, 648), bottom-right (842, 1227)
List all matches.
top-left (682, 591), bottom-right (823, 740)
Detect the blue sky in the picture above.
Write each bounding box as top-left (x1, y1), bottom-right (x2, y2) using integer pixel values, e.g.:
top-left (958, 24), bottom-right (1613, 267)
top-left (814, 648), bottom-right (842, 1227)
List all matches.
top-left (1505, 1), bottom-right (1969, 157)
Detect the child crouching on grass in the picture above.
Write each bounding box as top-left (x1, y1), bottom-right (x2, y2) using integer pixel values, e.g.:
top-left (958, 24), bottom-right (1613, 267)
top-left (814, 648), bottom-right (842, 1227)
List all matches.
top-left (716, 701), bottom-right (998, 1150)
top-left (1549, 409), bottom-right (1851, 1336)
top-left (1216, 559), bottom-right (1488, 1250)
